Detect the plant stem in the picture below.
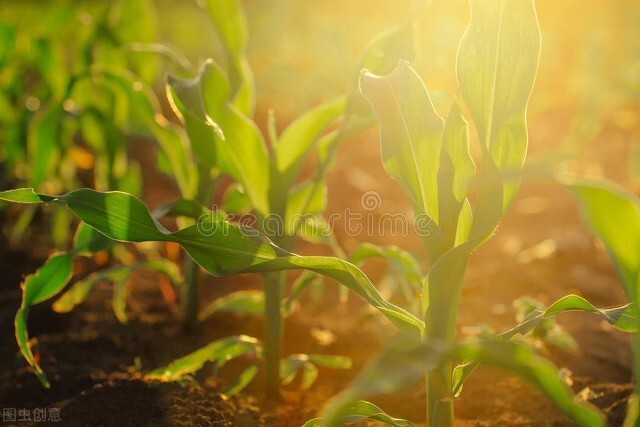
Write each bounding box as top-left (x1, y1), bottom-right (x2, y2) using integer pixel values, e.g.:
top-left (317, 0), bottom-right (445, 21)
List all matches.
top-left (182, 256), bottom-right (200, 329)
top-left (426, 363), bottom-right (454, 427)
top-left (424, 263), bottom-right (467, 427)
top-left (182, 167), bottom-right (216, 329)
top-left (631, 330), bottom-right (640, 420)
top-left (263, 270), bottom-right (286, 397)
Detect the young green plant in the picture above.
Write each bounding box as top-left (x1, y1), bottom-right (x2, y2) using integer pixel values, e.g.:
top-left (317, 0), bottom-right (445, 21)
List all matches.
top-left (155, 2), bottom-right (419, 395)
top-left (305, 1), bottom-right (638, 425)
top-left (570, 182), bottom-right (640, 426)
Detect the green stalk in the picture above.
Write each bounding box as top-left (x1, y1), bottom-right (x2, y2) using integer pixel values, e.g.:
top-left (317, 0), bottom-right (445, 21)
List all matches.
top-left (426, 362), bottom-right (454, 427)
top-left (263, 270), bottom-right (286, 397)
top-left (423, 260), bottom-right (467, 427)
top-left (182, 167), bottom-right (216, 328)
top-left (182, 256), bottom-right (200, 328)
top-left (631, 330), bottom-right (640, 423)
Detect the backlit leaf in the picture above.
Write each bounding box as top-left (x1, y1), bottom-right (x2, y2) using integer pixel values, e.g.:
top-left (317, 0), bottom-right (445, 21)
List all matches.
top-left (457, 0), bottom-right (541, 208)
top-left (198, 290), bottom-right (265, 321)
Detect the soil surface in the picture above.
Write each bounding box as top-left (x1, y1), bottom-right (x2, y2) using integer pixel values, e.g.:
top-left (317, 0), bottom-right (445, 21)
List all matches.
top-left (0, 104), bottom-right (636, 427)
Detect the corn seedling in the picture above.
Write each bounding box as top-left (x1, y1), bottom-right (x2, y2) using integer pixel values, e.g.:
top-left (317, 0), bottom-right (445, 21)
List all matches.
top-left (570, 181), bottom-right (640, 426)
top-left (0, 0), bottom-right (423, 398)
top-left (148, 1), bottom-right (422, 396)
top-left (0, 1), bottom-right (175, 247)
top-left (303, 1), bottom-right (639, 426)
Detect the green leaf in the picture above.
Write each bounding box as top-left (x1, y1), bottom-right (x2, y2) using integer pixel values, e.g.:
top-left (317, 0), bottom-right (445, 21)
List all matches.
top-left (285, 180), bottom-right (327, 231)
top-left (202, 0), bottom-right (247, 62)
top-left (52, 275), bottom-right (96, 314)
top-left (171, 61), bottom-right (270, 216)
top-left (147, 335), bottom-right (260, 382)
top-left (322, 337), bottom-right (604, 427)
top-left (53, 260), bottom-right (182, 315)
top-left (308, 354), bottom-right (352, 370)
top-left (73, 222), bottom-right (112, 256)
top-left (167, 62), bottom-right (226, 169)
top-left (360, 61), bottom-right (444, 232)
top-left (438, 102), bottom-right (474, 248)
top-left (281, 354), bottom-right (350, 389)
top-left (457, 0), bottom-right (541, 208)
top-left (452, 294), bottom-right (636, 397)
top-left (152, 198), bottom-right (210, 221)
top-left (307, 400), bottom-right (414, 427)
top-left (349, 243), bottom-right (423, 286)
top-left (0, 188), bottom-right (423, 337)
top-left (358, 25), bottom-right (416, 79)
top-left (15, 252), bottom-right (74, 388)
top-left (0, 188), bottom-right (52, 203)
top-left (96, 67), bottom-right (196, 198)
top-left (570, 182), bottom-right (640, 299)
top-left (282, 271), bottom-right (323, 315)
top-left (112, 273), bottom-right (131, 324)
top-left (202, 0), bottom-right (254, 114)
top-left (198, 290), bottom-right (265, 321)
top-left (222, 362), bottom-right (260, 397)
top-left (28, 103), bottom-right (64, 189)
top-left (221, 184), bottom-right (252, 214)
top-left (52, 267), bottom-right (128, 313)
top-left (301, 362), bottom-right (319, 390)
top-left (273, 98), bottom-right (345, 196)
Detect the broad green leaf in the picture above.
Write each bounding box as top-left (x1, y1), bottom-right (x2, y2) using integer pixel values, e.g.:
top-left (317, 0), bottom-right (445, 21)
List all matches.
top-left (95, 68), bottom-right (195, 198)
top-left (452, 294), bottom-right (636, 397)
top-left (73, 222), bottom-right (112, 256)
top-left (281, 354), bottom-right (350, 389)
top-left (0, 188), bottom-right (51, 203)
top-left (167, 62), bottom-right (226, 169)
top-left (273, 98), bottom-right (345, 198)
top-left (198, 290), bottom-right (265, 321)
top-left (222, 363), bottom-right (259, 397)
top-left (322, 337), bottom-right (603, 427)
top-left (202, 0), bottom-right (247, 63)
top-left (306, 400), bottom-right (414, 427)
top-left (282, 271), bottom-right (323, 315)
top-left (127, 42), bottom-right (192, 70)
top-left (15, 252), bottom-right (73, 388)
top-left (147, 335), bottom-right (260, 382)
top-left (457, 0), bottom-right (541, 208)
top-left (153, 198), bottom-right (210, 221)
top-left (202, 0), bottom-right (254, 114)
top-left (349, 243), bottom-right (423, 286)
top-left (23, 253), bottom-right (74, 307)
top-left (52, 274), bottom-right (98, 314)
top-left (112, 273), bottom-right (131, 324)
top-left (438, 102), bottom-right (474, 248)
top-left (301, 362), bottom-right (319, 390)
top-left (360, 61), bottom-right (444, 234)
top-left (285, 180), bottom-right (327, 232)
top-left (221, 184), bottom-right (252, 214)
top-left (53, 260), bottom-right (183, 314)
top-left (571, 182), bottom-right (640, 299)
top-left (174, 61), bottom-right (269, 216)
top-left (358, 25), bottom-right (416, 79)
top-left (28, 103), bottom-right (64, 189)
top-left (11, 216), bottom-right (118, 387)
top-left (295, 215), bottom-right (333, 245)
top-left (308, 354), bottom-right (352, 370)
top-left (0, 189), bottom-right (423, 337)
top-left (280, 355), bottom-right (304, 386)
top-left (34, 38), bottom-right (67, 100)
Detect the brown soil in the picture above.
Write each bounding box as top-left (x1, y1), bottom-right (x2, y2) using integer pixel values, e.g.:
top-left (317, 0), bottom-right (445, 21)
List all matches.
top-left (0, 104), bottom-right (635, 426)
